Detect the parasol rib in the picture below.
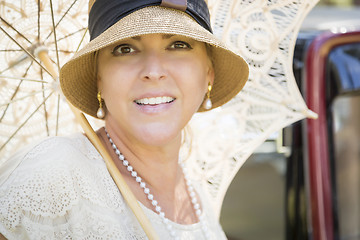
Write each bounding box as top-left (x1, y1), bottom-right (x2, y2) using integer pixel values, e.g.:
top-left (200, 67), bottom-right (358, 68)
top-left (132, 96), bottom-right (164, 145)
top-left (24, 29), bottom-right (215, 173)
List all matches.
top-left (75, 28), bottom-right (89, 52)
top-left (0, 89), bottom-right (53, 108)
top-left (49, 0), bottom-right (61, 74)
top-left (40, 68), bottom-right (50, 136)
top-left (0, 17), bottom-right (32, 44)
top-left (0, 75), bottom-right (48, 83)
top-left (0, 49), bottom-right (22, 52)
top-left (0, 62), bottom-right (33, 123)
top-left (0, 26), bottom-right (54, 78)
top-left (44, 0), bottom-right (79, 42)
top-left (50, 28), bottom-right (88, 44)
top-left (37, 0), bottom-right (40, 41)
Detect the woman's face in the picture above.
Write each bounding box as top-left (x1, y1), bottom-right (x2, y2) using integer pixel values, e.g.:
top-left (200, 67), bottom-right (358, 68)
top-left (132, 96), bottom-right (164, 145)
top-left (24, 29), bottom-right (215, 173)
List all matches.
top-left (97, 33), bottom-right (214, 147)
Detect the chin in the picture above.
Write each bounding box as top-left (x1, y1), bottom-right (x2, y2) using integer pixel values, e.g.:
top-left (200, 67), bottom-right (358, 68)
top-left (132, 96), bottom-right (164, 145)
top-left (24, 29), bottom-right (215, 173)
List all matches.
top-left (137, 125), bottom-right (182, 147)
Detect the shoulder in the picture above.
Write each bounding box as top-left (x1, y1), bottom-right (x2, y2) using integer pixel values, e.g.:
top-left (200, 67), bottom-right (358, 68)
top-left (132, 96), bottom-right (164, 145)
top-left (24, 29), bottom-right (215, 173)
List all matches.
top-left (0, 134), bottom-right (100, 212)
top-left (0, 133), bottom-right (109, 199)
top-left (2, 134), bottom-right (101, 177)
top-left (0, 134), bottom-right (128, 237)
top-left (22, 133), bottom-right (100, 166)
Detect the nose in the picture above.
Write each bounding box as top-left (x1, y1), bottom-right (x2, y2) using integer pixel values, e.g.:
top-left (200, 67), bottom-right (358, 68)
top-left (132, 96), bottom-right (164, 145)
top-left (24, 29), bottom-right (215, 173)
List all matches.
top-left (140, 50), bottom-right (166, 81)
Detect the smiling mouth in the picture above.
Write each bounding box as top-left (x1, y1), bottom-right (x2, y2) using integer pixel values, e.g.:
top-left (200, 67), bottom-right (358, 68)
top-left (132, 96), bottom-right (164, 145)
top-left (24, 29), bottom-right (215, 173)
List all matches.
top-left (134, 96), bottom-right (175, 105)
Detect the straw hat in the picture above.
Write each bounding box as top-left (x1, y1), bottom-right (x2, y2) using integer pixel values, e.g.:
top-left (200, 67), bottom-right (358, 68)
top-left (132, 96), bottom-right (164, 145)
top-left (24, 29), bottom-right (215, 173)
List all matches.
top-left (60, 0), bottom-right (249, 118)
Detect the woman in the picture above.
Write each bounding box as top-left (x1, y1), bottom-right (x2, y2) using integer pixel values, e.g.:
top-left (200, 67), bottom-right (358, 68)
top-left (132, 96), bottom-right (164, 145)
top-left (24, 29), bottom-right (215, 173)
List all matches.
top-left (0, 0), bottom-right (248, 239)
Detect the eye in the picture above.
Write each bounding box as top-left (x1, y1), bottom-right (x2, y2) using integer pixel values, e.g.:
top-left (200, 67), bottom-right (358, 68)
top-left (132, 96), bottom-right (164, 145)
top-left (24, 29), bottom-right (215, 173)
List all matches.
top-left (168, 41), bottom-right (192, 50)
top-left (112, 44), bottom-right (136, 56)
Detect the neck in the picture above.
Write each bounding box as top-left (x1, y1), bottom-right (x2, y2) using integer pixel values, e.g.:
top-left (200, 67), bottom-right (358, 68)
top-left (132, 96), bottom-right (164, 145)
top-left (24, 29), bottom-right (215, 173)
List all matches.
top-left (97, 124), bottom-right (182, 194)
top-left (96, 125), bottom-right (199, 225)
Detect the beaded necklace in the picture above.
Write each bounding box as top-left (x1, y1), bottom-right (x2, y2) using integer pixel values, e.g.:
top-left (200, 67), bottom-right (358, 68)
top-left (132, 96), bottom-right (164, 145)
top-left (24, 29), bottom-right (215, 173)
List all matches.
top-left (105, 129), bottom-right (210, 239)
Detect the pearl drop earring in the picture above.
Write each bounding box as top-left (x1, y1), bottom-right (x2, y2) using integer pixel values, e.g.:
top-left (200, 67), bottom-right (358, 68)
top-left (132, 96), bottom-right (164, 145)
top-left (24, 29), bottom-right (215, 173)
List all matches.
top-left (96, 91), bottom-right (105, 118)
top-left (202, 83), bottom-right (212, 110)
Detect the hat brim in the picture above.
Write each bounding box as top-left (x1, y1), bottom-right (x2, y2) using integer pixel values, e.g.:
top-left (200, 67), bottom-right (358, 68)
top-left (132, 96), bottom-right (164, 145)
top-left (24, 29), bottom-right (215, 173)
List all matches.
top-left (60, 6), bottom-right (249, 118)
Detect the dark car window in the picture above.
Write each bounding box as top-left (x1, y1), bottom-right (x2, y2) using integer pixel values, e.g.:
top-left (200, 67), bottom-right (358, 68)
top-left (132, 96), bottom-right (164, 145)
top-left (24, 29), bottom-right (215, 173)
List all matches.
top-left (332, 94), bottom-right (360, 240)
top-left (329, 43), bottom-right (360, 240)
top-left (328, 43), bottom-right (360, 93)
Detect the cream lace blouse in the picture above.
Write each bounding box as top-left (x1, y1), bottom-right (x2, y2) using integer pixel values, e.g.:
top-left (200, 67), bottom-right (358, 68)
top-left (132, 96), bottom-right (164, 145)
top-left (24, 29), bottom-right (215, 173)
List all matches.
top-left (0, 134), bottom-right (227, 240)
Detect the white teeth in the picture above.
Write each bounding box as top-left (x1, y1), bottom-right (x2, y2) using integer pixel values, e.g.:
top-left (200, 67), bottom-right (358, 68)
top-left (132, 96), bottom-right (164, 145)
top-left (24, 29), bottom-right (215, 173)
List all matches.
top-left (149, 98), bottom-right (156, 104)
top-left (135, 96), bottom-right (174, 105)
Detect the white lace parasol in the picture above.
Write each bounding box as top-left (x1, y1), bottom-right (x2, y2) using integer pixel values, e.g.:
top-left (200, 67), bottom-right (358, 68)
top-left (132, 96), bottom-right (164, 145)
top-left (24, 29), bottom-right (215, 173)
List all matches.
top-left (0, 0), bottom-right (318, 219)
top-left (185, 0), bottom-right (318, 218)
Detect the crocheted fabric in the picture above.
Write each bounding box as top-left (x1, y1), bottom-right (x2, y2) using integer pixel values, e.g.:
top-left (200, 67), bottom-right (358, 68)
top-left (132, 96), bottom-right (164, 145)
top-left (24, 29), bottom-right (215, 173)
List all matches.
top-left (184, 0), bottom-right (318, 217)
top-left (0, 134), bottom-right (226, 240)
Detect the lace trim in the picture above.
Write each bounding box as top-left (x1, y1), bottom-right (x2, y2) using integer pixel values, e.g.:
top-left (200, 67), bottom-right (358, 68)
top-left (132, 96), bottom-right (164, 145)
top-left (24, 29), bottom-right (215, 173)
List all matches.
top-left (0, 135), bottom-right (125, 231)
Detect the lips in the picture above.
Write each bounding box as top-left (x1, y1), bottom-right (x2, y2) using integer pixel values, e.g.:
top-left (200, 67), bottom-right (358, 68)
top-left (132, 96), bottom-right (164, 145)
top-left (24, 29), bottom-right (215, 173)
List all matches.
top-left (134, 96), bottom-right (175, 105)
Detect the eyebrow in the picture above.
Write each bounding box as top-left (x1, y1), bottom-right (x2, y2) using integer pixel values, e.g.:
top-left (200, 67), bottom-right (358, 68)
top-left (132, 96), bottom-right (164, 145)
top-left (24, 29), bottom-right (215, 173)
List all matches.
top-left (131, 34), bottom-right (175, 41)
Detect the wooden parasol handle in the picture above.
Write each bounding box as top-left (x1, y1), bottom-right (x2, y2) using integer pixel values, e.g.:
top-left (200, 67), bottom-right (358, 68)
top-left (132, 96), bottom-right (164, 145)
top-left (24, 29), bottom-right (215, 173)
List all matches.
top-left (37, 51), bottom-right (160, 240)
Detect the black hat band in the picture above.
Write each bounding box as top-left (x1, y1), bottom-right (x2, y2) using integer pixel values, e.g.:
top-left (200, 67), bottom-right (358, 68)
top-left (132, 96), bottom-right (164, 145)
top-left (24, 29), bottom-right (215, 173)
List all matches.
top-left (88, 0), bottom-right (212, 41)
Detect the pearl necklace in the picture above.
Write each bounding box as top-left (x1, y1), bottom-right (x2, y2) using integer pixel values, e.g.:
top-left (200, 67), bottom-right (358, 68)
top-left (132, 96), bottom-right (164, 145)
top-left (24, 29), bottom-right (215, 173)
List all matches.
top-left (105, 130), bottom-right (211, 239)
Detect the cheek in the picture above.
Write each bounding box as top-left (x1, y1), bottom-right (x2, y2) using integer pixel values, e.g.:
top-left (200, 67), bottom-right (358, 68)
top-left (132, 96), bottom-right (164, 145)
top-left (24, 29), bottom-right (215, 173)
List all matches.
top-left (187, 61), bottom-right (209, 92)
top-left (99, 63), bottom-right (132, 98)
top-left (173, 60), bottom-right (209, 105)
